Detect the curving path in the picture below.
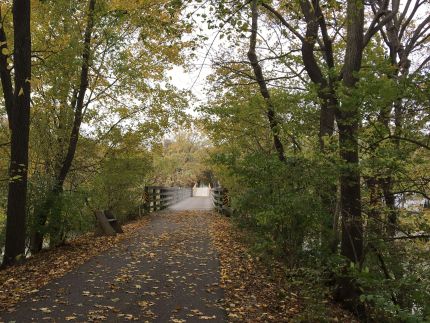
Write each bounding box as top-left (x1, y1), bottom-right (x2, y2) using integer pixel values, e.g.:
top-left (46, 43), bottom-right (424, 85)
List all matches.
top-left (0, 198), bottom-right (225, 322)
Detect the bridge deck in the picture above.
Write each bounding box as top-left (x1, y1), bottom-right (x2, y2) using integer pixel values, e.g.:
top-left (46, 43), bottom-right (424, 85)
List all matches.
top-left (168, 196), bottom-right (213, 211)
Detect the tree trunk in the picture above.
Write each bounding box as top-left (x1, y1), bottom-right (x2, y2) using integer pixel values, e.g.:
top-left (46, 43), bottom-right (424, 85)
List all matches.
top-left (299, 0), bottom-right (337, 252)
top-left (248, 0), bottom-right (285, 163)
top-left (334, 0), bottom-right (365, 315)
top-left (0, 8), bottom-right (14, 124)
top-left (30, 0), bottom-right (96, 253)
top-left (57, 0), bottom-right (95, 189)
top-left (339, 0), bottom-right (364, 264)
top-left (2, 0), bottom-right (31, 266)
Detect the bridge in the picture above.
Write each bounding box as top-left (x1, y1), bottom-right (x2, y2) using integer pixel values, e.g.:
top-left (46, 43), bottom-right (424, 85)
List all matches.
top-left (143, 186), bottom-right (231, 214)
top-left (169, 196), bottom-right (213, 211)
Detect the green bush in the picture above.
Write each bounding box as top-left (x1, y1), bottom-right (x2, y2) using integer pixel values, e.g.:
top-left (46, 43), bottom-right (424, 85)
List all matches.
top-left (89, 154), bottom-right (152, 222)
top-left (45, 191), bottom-right (93, 246)
top-left (27, 172), bottom-right (94, 248)
top-left (213, 151), bottom-right (336, 263)
top-left (211, 150), bottom-right (430, 321)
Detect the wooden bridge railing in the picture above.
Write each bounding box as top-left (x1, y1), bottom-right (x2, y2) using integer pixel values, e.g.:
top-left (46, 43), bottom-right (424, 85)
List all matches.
top-left (211, 187), bottom-right (232, 216)
top-left (144, 186), bottom-right (192, 213)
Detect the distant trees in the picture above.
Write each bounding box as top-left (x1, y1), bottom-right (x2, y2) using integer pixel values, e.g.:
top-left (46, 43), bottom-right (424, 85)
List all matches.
top-left (152, 132), bottom-right (213, 187)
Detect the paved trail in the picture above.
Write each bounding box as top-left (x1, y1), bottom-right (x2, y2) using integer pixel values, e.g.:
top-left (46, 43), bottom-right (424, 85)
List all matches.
top-left (0, 198), bottom-right (225, 322)
top-left (169, 197), bottom-right (213, 212)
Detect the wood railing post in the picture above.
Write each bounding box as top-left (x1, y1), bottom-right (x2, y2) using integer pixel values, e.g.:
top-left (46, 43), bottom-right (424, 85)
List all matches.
top-left (211, 187), bottom-right (232, 216)
top-left (142, 186), bottom-right (194, 214)
top-left (143, 186), bottom-right (149, 213)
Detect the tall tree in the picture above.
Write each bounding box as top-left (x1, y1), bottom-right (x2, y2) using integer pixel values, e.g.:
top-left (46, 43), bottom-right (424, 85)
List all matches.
top-left (1, 0), bottom-right (32, 266)
top-left (29, 0), bottom-right (192, 252)
top-left (56, 0), bottom-right (95, 193)
top-left (334, 0), bottom-right (365, 310)
top-left (373, 0), bottom-right (430, 237)
top-left (30, 0), bottom-right (96, 252)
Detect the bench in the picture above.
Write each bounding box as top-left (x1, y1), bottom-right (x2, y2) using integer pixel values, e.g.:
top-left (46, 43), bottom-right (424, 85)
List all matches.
top-left (104, 210), bottom-right (124, 233)
top-left (94, 210), bottom-right (123, 236)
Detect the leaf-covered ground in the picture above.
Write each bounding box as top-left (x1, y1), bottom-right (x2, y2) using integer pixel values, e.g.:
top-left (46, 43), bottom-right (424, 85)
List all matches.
top-left (0, 211), bottom-right (225, 322)
top-left (0, 216), bottom-right (151, 312)
top-left (1, 210), bottom-right (356, 322)
top-left (209, 215), bottom-right (357, 322)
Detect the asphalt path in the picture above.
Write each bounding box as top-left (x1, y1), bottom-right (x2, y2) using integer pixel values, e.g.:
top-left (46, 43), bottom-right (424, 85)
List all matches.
top-left (0, 205), bottom-right (225, 323)
top-left (169, 197), bottom-right (213, 212)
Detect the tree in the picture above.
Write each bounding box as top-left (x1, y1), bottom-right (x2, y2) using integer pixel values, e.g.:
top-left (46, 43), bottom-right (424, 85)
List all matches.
top-left (199, 0), bottom-right (429, 318)
top-left (30, 0), bottom-right (96, 253)
top-left (247, 0), bottom-right (285, 163)
top-left (28, 0), bottom-right (192, 252)
top-left (152, 131), bottom-right (213, 187)
top-left (0, 0), bottom-right (31, 266)
top-left (333, 0), bottom-right (365, 310)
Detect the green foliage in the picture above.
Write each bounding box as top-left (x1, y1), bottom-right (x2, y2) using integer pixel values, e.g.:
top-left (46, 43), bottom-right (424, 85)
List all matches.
top-left (27, 174), bottom-right (92, 248)
top-left (152, 131), bottom-right (213, 187)
top-left (355, 239), bottom-right (430, 322)
top-left (199, 20), bottom-right (430, 319)
top-left (1, 0), bottom-right (194, 256)
top-left (211, 150), bottom-right (336, 263)
top-left (89, 153), bottom-right (153, 221)
top-left (45, 191), bottom-right (91, 247)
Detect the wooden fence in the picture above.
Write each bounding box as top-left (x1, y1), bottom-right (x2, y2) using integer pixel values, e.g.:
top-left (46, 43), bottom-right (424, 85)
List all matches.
top-left (211, 187), bottom-right (232, 216)
top-left (143, 186), bottom-right (192, 213)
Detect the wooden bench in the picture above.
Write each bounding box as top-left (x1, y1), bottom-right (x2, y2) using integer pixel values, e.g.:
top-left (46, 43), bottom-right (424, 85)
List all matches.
top-left (104, 210), bottom-right (124, 233)
top-left (94, 210), bottom-right (123, 236)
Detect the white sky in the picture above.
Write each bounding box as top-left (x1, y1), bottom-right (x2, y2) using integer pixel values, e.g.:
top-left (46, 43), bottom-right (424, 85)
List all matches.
top-left (166, 6), bottom-right (224, 116)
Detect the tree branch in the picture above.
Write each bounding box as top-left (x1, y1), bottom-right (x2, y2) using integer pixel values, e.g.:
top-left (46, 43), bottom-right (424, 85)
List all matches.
top-left (261, 3), bottom-right (305, 42)
top-left (248, 0), bottom-right (286, 162)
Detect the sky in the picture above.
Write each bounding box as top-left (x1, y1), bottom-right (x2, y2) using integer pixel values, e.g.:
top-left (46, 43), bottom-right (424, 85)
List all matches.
top-left (167, 5), bottom-right (223, 116)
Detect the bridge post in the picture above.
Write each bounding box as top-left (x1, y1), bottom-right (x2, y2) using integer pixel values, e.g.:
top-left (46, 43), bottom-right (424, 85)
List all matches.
top-left (211, 187), bottom-right (232, 216)
top-left (143, 186), bottom-right (193, 214)
top-left (143, 186), bottom-right (150, 213)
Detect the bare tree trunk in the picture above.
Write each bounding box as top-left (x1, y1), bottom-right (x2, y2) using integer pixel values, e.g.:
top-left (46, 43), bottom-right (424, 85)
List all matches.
top-left (2, 0), bottom-right (31, 266)
top-left (30, 0), bottom-right (96, 253)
